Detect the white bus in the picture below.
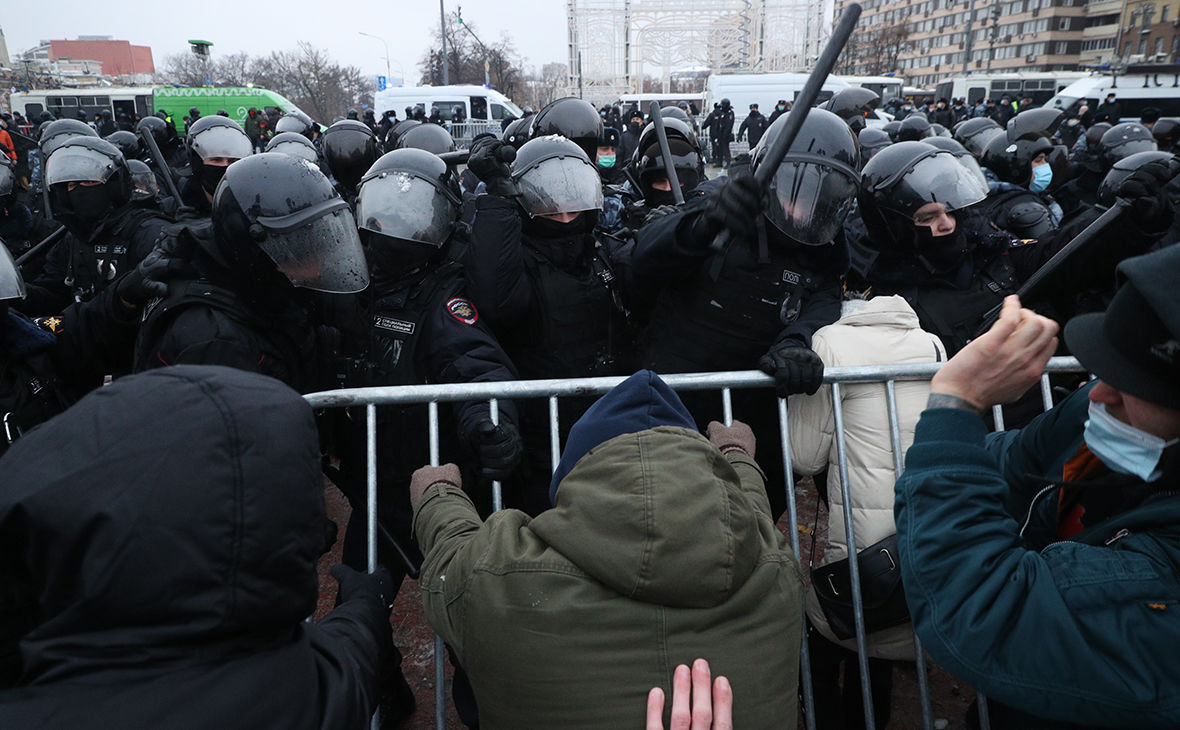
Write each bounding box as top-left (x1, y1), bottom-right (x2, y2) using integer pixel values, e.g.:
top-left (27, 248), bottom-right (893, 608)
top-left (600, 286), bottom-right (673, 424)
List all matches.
top-left (838, 75), bottom-right (905, 103)
top-left (932, 72), bottom-right (1091, 105)
top-left (616, 92), bottom-right (708, 116)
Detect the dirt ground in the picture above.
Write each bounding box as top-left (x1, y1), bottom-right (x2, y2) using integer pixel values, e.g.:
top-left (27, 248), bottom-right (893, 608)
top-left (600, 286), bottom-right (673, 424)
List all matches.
top-left (315, 476), bottom-right (976, 730)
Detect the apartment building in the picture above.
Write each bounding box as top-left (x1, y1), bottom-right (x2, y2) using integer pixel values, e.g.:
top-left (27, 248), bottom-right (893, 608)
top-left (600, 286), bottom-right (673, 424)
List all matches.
top-left (1115, 1), bottom-right (1180, 62)
top-left (834, 0), bottom-right (1088, 88)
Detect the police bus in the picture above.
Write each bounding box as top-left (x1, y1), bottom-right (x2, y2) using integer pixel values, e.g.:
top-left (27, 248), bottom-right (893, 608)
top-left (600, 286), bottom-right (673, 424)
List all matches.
top-left (1042, 65), bottom-right (1180, 118)
top-left (10, 86), bottom-right (304, 134)
top-left (932, 72), bottom-right (1090, 105)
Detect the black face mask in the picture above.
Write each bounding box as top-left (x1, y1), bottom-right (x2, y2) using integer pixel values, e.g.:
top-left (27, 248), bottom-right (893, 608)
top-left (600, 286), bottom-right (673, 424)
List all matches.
top-left (522, 211), bottom-right (598, 270)
top-left (629, 122), bottom-right (641, 134)
top-left (201, 163), bottom-right (230, 195)
top-left (66, 184), bottom-right (111, 226)
top-left (916, 225), bottom-right (972, 273)
top-left (362, 229), bottom-right (440, 281)
top-left (645, 187), bottom-right (676, 208)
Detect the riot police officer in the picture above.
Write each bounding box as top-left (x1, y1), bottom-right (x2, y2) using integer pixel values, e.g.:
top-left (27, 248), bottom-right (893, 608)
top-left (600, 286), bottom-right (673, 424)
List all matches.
top-left (21, 137), bottom-right (171, 315)
top-left (0, 157), bottom-right (36, 256)
top-left (335, 147), bottom-right (522, 579)
top-left (528, 97), bottom-right (604, 162)
top-left (395, 123), bottom-right (456, 155)
top-left (858, 127), bottom-right (892, 162)
top-left (952, 116), bottom-right (1003, 159)
top-left (274, 110), bottom-right (317, 142)
top-left (134, 153), bottom-right (369, 393)
top-left (820, 87), bottom-right (881, 135)
top-left (136, 115), bottom-right (186, 172)
top-left (463, 133), bottom-right (632, 514)
top-left (178, 115), bottom-right (253, 218)
top-left (701, 98), bottom-right (736, 168)
top-left (265, 131), bottom-right (320, 164)
top-left (631, 108), bottom-right (858, 517)
top-left (978, 109), bottom-right (1068, 238)
top-left (319, 119), bottom-right (379, 203)
top-left (601, 117), bottom-right (706, 233)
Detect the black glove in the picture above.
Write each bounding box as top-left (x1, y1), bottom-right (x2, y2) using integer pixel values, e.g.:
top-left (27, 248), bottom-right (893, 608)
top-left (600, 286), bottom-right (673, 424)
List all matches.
top-left (331, 564), bottom-right (395, 612)
top-left (642, 204), bottom-right (680, 226)
top-left (758, 341), bottom-right (825, 397)
top-left (1116, 158), bottom-right (1179, 233)
top-left (467, 134), bottom-right (518, 197)
top-left (114, 234), bottom-right (195, 306)
top-left (472, 419), bottom-right (523, 481)
top-left (693, 172), bottom-right (765, 246)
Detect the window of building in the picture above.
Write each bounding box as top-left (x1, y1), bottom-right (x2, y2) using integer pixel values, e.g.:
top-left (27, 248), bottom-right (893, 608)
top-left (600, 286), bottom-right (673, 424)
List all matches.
top-left (1163, 5), bottom-right (1171, 22)
top-left (1157, 37), bottom-right (1166, 55)
top-left (1139, 37), bottom-right (1149, 54)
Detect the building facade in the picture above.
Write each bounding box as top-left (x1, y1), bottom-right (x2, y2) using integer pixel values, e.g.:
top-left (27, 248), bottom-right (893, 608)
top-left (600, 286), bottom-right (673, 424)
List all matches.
top-left (834, 0), bottom-right (1089, 88)
top-left (19, 36), bottom-right (154, 82)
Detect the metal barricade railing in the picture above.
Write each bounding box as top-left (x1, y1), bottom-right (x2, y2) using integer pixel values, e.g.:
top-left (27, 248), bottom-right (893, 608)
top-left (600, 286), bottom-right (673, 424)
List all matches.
top-left (446, 120), bottom-right (503, 149)
top-left (304, 356), bottom-right (1087, 729)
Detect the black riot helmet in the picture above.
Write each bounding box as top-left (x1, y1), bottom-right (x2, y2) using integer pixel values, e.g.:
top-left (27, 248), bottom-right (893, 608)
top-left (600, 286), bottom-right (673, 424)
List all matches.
top-left (659, 106), bottom-right (692, 125)
top-left (980, 133), bottom-right (1054, 186)
top-left (750, 108), bottom-right (860, 245)
top-left (1085, 122), bottom-right (1112, 148)
top-left (820, 87), bottom-right (880, 134)
top-left (265, 132), bottom-right (320, 164)
top-left (529, 97), bottom-right (604, 161)
top-left (346, 109), bottom-right (359, 120)
top-left (104, 130), bottom-right (144, 161)
top-left (896, 115), bottom-right (932, 142)
top-left (929, 123), bottom-right (951, 137)
top-left (952, 117), bottom-right (1003, 159)
top-left (356, 148), bottom-right (462, 272)
top-left (858, 127), bottom-right (892, 162)
top-left (1077, 122), bottom-right (1113, 173)
top-left (384, 119), bottom-right (422, 150)
top-left (275, 110), bottom-right (316, 141)
top-left (45, 137), bottom-right (133, 237)
top-left (136, 114), bottom-right (177, 149)
top-left (1096, 150), bottom-right (1177, 208)
top-left (502, 114), bottom-right (535, 149)
top-left (320, 119), bottom-right (379, 192)
top-left (1099, 123), bottom-right (1158, 168)
top-left (396, 123), bottom-right (457, 154)
top-left (921, 137), bottom-right (988, 190)
top-left (125, 159), bottom-right (160, 202)
top-left (512, 135), bottom-right (604, 218)
top-left (38, 118), bottom-right (99, 158)
top-left (210, 153), bottom-right (369, 294)
top-left (186, 115), bottom-right (253, 196)
top-left (881, 121), bottom-right (901, 143)
top-left (632, 118), bottom-right (704, 205)
top-left (1150, 118), bottom-right (1180, 152)
top-left (857, 141), bottom-right (989, 269)
top-left (1006, 107), bottom-right (1063, 142)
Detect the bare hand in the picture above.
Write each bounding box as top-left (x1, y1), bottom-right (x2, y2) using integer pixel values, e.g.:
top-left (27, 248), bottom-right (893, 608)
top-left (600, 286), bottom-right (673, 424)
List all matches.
top-left (646, 659), bottom-right (733, 730)
top-left (409, 463), bottom-right (461, 509)
top-left (930, 295), bottom-right (1058, 409)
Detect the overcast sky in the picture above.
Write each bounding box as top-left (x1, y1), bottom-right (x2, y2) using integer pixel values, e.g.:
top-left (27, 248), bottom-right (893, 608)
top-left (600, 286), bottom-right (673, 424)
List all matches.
top-left (5, 0), bottom-right (569, 82)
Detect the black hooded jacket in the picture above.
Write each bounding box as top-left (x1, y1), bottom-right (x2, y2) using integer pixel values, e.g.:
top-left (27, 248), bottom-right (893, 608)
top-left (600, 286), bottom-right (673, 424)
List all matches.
top-left (0, 366), bottom-right (390, 729)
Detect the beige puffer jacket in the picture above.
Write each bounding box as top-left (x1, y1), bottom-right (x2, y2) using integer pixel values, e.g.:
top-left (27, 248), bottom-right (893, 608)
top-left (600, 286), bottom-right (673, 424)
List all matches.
top-left (788, 296), bottom-right (945, 660)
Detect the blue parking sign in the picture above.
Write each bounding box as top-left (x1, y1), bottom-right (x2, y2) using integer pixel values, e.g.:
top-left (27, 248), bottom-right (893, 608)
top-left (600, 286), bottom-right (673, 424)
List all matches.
top-left (377, 75), bottom-right (387, 91)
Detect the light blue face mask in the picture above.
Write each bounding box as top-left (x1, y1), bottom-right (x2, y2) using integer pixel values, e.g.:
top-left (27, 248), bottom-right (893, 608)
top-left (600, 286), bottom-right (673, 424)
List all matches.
top-left (597, 155), bottom-right (616, 169)
top-left (1084, 401), bottom-right (1178, 482)
top-left (1030, 163), bottom-right (1053, 192)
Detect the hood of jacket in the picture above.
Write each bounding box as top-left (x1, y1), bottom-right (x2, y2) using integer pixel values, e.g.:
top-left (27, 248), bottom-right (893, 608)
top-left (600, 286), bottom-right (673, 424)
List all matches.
top-left (836, 295), bottom-right (923, 329)
top-left (532, 371), bottom-right (763, 609)
top-left (0, 365), bottom-right (326, 683)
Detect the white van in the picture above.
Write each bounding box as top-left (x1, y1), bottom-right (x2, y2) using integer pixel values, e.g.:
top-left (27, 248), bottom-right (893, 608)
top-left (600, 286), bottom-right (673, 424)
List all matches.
top-left (371, 85), bottom-right (524, 143)
top-left (1043, 67), bottom-right (1180, 119)
top-left (705, 73), bottom-right (851, 119)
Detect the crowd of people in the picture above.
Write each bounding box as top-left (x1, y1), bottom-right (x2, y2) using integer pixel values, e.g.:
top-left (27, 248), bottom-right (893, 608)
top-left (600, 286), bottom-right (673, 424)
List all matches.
top-left (0, 81), bottom-right (1179, 730)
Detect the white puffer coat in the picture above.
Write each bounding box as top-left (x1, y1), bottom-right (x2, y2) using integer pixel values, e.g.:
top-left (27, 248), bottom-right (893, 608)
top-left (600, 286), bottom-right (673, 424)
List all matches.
top-left (788, 295), bottom-right (945, 660)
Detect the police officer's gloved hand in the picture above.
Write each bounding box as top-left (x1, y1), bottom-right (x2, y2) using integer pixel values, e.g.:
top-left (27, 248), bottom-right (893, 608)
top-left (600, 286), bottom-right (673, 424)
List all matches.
top-left (758, 341), bottom-right (825, 397)
top-left (330, 564), bottom-right (395, 614)
top-left (468, 133), bottom-right (518, 198)
top-left (113, 235), bottom-right (195, 307)
top-left (642, 204), bottom-right (680, 227)
top-left (1116, 158), bottom-right (1179, 233)
top-left (692, 172), bottom-right (765, 247)
top-left (473, 419), bottom-right (523, 481)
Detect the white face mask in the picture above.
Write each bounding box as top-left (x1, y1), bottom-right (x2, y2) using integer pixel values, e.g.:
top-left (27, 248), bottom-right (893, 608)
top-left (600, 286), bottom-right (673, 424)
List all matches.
top-left (1084, 401), bottom-right (1178, 482)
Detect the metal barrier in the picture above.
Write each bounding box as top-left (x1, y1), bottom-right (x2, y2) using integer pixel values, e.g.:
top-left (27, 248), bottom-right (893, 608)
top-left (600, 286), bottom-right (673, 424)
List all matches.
top-left (445, 120), bottom-right (504, 149)
top-left (304, 356), bottom-right (1086, 729)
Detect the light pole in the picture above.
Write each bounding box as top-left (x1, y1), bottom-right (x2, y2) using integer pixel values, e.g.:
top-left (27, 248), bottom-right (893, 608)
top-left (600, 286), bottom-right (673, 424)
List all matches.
top-left (440, 0), bottom-right (450, 84)
top-left (358, 32), bottom-right (391, 84)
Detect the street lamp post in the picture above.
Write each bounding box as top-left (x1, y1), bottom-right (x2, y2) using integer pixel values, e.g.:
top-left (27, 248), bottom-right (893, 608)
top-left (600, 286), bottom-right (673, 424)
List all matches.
top-left (358, 32), bottom-right (392, 84)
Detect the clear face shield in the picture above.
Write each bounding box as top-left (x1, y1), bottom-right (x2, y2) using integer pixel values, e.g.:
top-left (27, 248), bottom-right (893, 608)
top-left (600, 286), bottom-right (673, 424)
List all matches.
top-left (254, 198), bottom-right (370, 294)
top-left (0, 245), bottom-right (27, 302)
top-left (514, 155), bottom-right (604, 217)
top-left (878, 150), bottom-right (989, 219)
top-left (356, 171), bottom-right (458, 248)
top-left (191, 124), bottom-right (253, 163)
top-left (766, 155), bottom-right (860, 245)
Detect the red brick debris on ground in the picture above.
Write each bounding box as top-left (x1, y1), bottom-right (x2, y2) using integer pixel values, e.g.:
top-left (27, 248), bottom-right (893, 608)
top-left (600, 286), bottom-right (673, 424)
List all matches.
top-left (315, 476), bottom-right (974, 730)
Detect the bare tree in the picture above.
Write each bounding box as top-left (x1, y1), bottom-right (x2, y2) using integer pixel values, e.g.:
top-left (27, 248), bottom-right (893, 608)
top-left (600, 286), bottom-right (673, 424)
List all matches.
top-left (836, 24), bottom-right (911, 76)
top-left (417, 11), bottom-right (526, 95)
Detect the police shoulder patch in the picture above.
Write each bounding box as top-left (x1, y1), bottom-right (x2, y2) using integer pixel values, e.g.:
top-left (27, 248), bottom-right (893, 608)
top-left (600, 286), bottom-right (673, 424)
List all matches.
top-left (1010, 238), bottom-right (1039, 248)
top-left (446, 298), bottom-right (479, 325)
top-left (35, 316), bottom-right (63, 334)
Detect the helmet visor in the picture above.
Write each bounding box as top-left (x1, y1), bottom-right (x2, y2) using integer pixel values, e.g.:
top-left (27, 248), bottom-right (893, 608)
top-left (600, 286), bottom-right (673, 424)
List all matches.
top-left (357, 172), bottom-right (457, 247)
top-left (0, 164), bottom-right (14, 197)
top-left (257, 205), bottom-right (370, 293)
top-left (879, 152), bottom-right (989, 218)
top-left (766, 161), bottom-right (859, 245)
top-left (1111, 137), bottom-right (1158, 163)
top-left (45, 145), bottom-right (119, 186)
top-left (515, 156), bottom-right (604, 217)
top-left (953, 152), bottom-right (989, 193)
top-left (0, 245), bottom-right (27, 301)
top-left (268, 140), bottom-right (319, 164)
top-left (191, 125), bottom-right (252, 162)
top-left (130, 168), bottom-right (159, 201)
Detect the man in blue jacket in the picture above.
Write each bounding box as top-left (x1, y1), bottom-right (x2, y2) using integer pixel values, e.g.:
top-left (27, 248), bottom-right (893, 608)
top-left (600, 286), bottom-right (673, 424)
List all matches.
top-left (895, 244), bottom-right (1180, 729)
